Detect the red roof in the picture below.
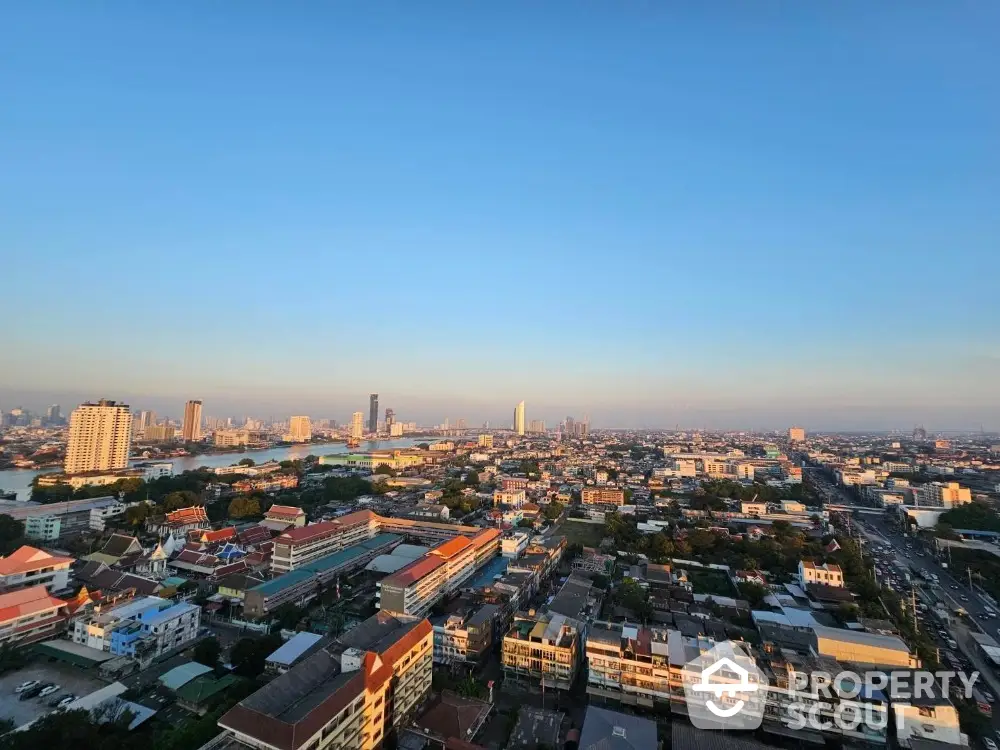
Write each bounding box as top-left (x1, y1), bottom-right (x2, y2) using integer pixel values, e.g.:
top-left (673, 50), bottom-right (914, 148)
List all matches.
top-left (382, 555), bottom-right (446, 588)
top-left (0, 585), bottom-right (66, 624)
top-left (165, 506), bottom-right (209, 524)
top-left (201, 527), bottom-right (237, 544)
top-left (266, 505), bottom-right (305, 519)
top-left (278, 520), bottom-right (340, 544)
top-left (431, 536), bottom-right (474, 560)
top-left (468, 528), bottom-right (500, 547)
top-left (0, 546), bottom-right (73, 576)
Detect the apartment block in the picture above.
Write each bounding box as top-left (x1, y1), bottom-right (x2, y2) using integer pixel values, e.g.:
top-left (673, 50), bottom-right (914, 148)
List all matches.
top-left (431, 604), bottom-right (497, 667)
top-left (502, 611), bottom-right (581, 690)
top-left (493, 489), bottom-right (526, 507)
top-left (288, 415), bottom-right (312, 442)
top-left (477, 434), bottom-right (493, 448)
top-left (0, 586), bottom-right (68, 647)
top-left (71, 595), bottom-right (170, 651)
top-left (0, 546), bottom-right (73, 594)
top-left (581, 487), bottom-right (626, 506)
top-left (378, 529), bottom-right (500, 617)
top-left (111, 601), bottom-right (200, 659)
top-left (233, 473), bottom-right (299, 494)
top-left (913, 482), bottom-right (972, 509)
top-left (219, 612), bottom-right (433, 750)
top-left (65, 399), bottom-right (133, 474)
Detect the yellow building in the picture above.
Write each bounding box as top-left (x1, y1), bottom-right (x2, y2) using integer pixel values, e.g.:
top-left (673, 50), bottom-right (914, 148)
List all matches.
top-left (288, 415), bottom-right (312, 442)
top-left (789, 426), bottom-right (806, 442)
top-left (477, 434), bottom-right (493, 448)
top-left (514, 401), bottom-right (525, 436)
top-left (181, 399), bottom-right (203, 441)
top-left (65, 400), bottom-right (133, 474)
top-left (502, 611), bottom-right (581, 690)
top-left (351, 411), bottom-right (365, 439)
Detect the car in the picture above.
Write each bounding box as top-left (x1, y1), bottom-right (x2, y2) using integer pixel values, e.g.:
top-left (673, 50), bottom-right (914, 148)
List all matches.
top-left (986, 739), bottom-right (998, 750)
top-left (962, 596), bottom-right (969, 602)
top-left (986, 692), bottom-right (996, 704)
top-left (14, 680), bottom-right (40, 694)
top-left (952, 585), bottom-right (960, 590)
top-left (38, 684), bottom-right (60, 698)
top-left (55, 695), bottom-right (76, 709)
top-left (19, 684), bottom-right (45, 701)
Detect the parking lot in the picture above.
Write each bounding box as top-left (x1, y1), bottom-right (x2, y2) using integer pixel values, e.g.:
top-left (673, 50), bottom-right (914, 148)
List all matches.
top-left (0, 662), bottom-right (105, 727)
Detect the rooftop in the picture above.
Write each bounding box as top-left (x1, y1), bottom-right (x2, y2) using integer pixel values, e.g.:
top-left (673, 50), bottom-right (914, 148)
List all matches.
top-left (0, 585), bottom-right (66, 622)
top-left (0, 545), bottom-right (74, 576)
top-left (579, 706), bottom-right (657, 750)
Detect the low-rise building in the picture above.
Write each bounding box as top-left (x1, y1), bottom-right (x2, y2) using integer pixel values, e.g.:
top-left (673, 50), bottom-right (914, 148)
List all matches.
top-left (798, 560), bottom-right (844, 588)
top-left (493, 489), bottom-right (526, 507)
top-left (218, 612), bottom-right (433, 750)
top-left (0, 585), bottom-right (67, 647)
top-left (0, 545), bottom-right (73, 594)
top-left (581, 487), bottom-right (625, 506)
top-left (111, 601), bottom-right (200, 660)
top-left (233, 473), bottom-right (298, 494)
top-left (261, 504), bottom-right (307, 531)
top-left (501, 531), bottom-right (531, 559)
top-left (502, 611), bottom-right (581, 691)
top-left (431, 604), bottom-right (497, 667)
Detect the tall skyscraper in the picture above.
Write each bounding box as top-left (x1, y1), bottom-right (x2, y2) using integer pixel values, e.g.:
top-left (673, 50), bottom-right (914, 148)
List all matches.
top-left (351, 411), bottom-right (365, 440)
top-left (65, 399), bottom-right (133, 474)
top-left (369, 394), bottom-right (379, 434)
top-left (565, 416), bottom-right (575, 436)
top-left (529, 419), bottom-right (545, 433)
top-left (289, 416), bottom-right (312, 442)
top-left (385, 408), bottom-right (395, 434)
top-left (46, 404), bottom-right (61, 423)
top-left (182, 400), bottom-right (203, 441)
top-left (514, 401), bottom-right (525, 436)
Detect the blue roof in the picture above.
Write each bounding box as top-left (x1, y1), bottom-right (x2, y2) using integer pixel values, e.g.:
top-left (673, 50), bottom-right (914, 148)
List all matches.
top-left (265, 632), bottom-right (324, 666)
top-left (249, 534), bottom-right (402, 597)
top-left (159, 661), bottom-right (213, 690)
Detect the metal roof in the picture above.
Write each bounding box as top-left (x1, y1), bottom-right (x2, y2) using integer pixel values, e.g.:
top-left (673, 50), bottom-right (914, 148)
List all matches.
top-left (159, 661), bottom-right (213, 690)
top-left (266, 632), bottom-right (324, 667)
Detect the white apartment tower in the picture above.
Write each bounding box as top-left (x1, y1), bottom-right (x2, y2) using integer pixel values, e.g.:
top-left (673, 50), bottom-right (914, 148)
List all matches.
top-left (65, 400), bottom-right (133, 474)
top-left (514, 401), bottom-right (525, 436)
top-left (289, 415), bottom-right (312, 442)
top-left (182, 399), bottom-right (203, 441)
top-left (351, 411), bottom-right (365, 440)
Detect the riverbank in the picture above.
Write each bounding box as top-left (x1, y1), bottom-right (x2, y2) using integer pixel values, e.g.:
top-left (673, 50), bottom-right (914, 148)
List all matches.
top-left (0, 437), bottom-right (425, 502)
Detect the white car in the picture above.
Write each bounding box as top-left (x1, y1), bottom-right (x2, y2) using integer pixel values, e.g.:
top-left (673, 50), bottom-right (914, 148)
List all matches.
top-left (983, 738), bottom-right (997, 750)
top-left (14, 680), bottom-right (40, 694)
top-left (55, 695), bottom-right (76, 709)
top-left (38, 684), bottom-right (60, 698)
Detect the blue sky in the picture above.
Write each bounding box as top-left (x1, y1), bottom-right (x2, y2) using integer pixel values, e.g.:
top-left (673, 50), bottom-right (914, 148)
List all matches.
top-left (1, 4), bottom-right (998, 429)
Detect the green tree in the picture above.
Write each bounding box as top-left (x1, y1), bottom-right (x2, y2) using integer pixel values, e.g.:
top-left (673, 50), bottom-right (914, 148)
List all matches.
top-left (124, 503), bottom-right (153, 527)
top-left (543, 501), bottom-right (564, 521)
top-left (464, 470), bottom-right (480, 486)
top-left (228, 496), bottom-right (261, 519)
top-left (230, 634), bottom-right (283, 678)
top-left (373, 464), bottom-right (396, 476)
top-left (517, 519), bottom-right (535, 529)
top-left (238, 458), bottom-right (256, 467)
top-left (163, 490), bottom-right (201, 511)
top-left (192, 637), bottom-right (221, 667)
top-left (0, 515), bottom-right (25, 556)
top-left (416, 443), bottom-right (430, 450)
top-left (737, 582), bottom-right (768, 607)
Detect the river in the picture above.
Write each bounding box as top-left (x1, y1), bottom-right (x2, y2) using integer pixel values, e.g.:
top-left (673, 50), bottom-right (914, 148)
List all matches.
top-left (0, 438), bottom-right (426, 501)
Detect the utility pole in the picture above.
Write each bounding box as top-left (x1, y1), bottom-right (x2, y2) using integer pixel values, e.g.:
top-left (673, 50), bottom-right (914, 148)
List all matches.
top-left (911, 587), bottom-right (919, 633)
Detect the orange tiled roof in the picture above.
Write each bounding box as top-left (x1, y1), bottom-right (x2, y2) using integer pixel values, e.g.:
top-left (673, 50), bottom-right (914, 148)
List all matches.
top-left (382, 555), bottom-right (446, 588)
top-left (266, 505), bottom-right (305, 518)
top-left (201, 527), bottom-right (237, 543)
top-left (165, 506), bottom-right (209, 524)
top-left (0, 585), bottom-right (66, 623)
top-left (431, 536), bottom-right (474, 560)
top-left (0, 546), bottom-right (73, 576)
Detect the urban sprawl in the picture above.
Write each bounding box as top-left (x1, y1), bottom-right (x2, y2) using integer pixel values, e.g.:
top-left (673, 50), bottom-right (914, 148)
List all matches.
top-left (2, 399), bottom-right (1000, 750)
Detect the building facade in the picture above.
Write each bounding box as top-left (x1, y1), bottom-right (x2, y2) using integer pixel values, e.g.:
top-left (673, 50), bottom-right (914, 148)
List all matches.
top-left (514, 401), bottom-right (525, 436)
top-left (0, 546), bottom-right (73, 594)
top-left (502, 611), bottom-right (581, 691)
top-left (65, 399), bottom-right (133, 474)
top-left (0, 586), bottom-right (68, 647)
top-left (182, 400), bottom-right (203, 441)
top-left (581, 487), bottom-right (626, 506)
top-left (288, 415), bottom-right (312, 442)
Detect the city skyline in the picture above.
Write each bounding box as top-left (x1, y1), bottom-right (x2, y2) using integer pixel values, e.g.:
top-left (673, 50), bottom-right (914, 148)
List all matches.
top-left (2, 5), bottom-right (998, 429)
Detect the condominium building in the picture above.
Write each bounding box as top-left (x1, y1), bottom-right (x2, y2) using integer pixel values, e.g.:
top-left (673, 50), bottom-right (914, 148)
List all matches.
top-left (213, 428), bottom-right (268, 447)
top-left (71, 595), bottom-right (170, 651)
top-left (913, 482), bottom-right (972, 509)
top-left (144, 424), bottom-right (176, 442)
top-left (352, 411), bottom-right (365, 440)
top-left (502, 611), bottom-right (581, 690)
top-left (319, 450), bottom-right (428, 472)
top-left (514, 401), bottom-right (525, 436)
top-left (0, 546), bottom-right (73, 595)
top-left (581, 487), bottom-right (626, 506)
top-left (431, 604), bottom-right (497, 667)
top-left (493, 489), bottom-right (526, 507)
top-left (789, 426), bottom-right (806, 442)
top-left (111, 601), bottom-right (200, 659)
top-left (219, 612), bottom-right (433, 750)
top-left (288, 415), bottom-right (312, 442)
top-left (0, 586), bottom-right (68, 647)
top-left (378, 529), bottom-right (500, 617)
top-left (65, 399), bottom-right (133, 474)
top-left (389, 422), bottom-right (404, 437)
top-left (477, 434), bottom-right (493, 448)
top-left (182, 399), bottom-right (203, 441)
top-left (798, 560), bottom-right (844, 588)
top-left (528, 420), bottom-right (545, 434)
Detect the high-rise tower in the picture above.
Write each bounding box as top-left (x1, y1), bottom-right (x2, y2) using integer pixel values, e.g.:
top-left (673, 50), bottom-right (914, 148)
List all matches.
top-left (514, 401), bottom-right (525, 436)
top-left (182, 400), bottom-right (203, 441)
top-left (65, 400), bottom-right (133, 474)
top-left (369, 394), bottom-right (379, 434)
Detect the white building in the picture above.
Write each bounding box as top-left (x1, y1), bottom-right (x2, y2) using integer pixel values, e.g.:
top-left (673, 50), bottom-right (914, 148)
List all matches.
top-left (514, 401), bottom-right (525, 436)
top-left (913, 482), bottom-right (972, 509)
top-left (501, 531), bottom-right (531, 559)
top-left (0, 546), bottom-right (73, 594)
top-left (72, 596), bottom-right (170, 651)
top-left (288, 416), bottom-right (312, 442)
top-left (351, 411), bottom-right (364, 439)
top-left (494, 489), bottom-right (526, 508)
top-left (65, 399), bottom-right (133, 474)
top-left (798, 560), bottom-right (844, 588)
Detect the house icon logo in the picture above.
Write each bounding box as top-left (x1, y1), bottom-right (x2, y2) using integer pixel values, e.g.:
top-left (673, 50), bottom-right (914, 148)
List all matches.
top-left (683, 640), bottom-right (767, 731)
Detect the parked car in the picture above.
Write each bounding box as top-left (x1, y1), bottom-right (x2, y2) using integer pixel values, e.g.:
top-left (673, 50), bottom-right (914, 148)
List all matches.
top-left (55, 695), bottom-right (76, 709)
top-left (14, 680), bottom-right (40, 694)
top-left (985, 738), bottom-right (998, 750)
top-left (38, 684), bottom-right (60, 698)
top-left (19, 684), bottom-right (47, 701)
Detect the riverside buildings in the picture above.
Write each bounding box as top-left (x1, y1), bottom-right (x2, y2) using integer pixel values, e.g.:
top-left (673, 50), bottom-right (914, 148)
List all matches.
top-left (64, 399), bottom-right (133, 474)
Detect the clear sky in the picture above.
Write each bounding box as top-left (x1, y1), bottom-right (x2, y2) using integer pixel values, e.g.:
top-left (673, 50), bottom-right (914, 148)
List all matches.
top-left (1, 4), bottom-right (998, 430)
